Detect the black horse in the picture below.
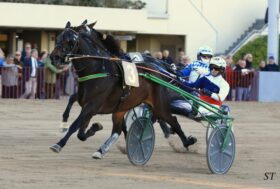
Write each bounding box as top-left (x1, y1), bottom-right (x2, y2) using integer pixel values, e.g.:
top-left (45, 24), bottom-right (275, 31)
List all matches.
top-left (49, 21), bottom-right (196, 158)
top-left (60, 21), bottom-right (188, 139)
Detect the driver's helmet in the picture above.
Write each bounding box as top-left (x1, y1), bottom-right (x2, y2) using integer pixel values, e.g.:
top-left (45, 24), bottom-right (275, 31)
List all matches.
top-left (197, 46), bottom-right (213, 63)
top-left (209, 56), bottom-right (226, 73)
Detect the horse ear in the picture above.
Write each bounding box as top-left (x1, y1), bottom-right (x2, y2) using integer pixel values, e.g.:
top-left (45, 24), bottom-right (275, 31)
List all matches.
top-left (65, 21), bottom-right (71, 28)
top-left (81, 19), bottom-right (87, 25)
top-left (88, 21), bottom-right (97, 28)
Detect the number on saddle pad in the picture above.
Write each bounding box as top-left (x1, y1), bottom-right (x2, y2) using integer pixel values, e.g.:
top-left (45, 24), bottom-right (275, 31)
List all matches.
top-left (122, 61), bottom-right (140, 87)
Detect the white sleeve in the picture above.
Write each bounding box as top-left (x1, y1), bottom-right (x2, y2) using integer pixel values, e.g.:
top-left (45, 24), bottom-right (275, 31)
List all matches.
top-left (210, 80), bottom-right (230, 101)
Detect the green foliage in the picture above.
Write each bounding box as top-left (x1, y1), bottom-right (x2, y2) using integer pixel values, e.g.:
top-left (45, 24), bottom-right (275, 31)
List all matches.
top-left (233, 35), bottom-right (280, 68)
top-left (233, 35), bottom-right (269, 68)
top-left (0, 0), bottom-right (146, 9)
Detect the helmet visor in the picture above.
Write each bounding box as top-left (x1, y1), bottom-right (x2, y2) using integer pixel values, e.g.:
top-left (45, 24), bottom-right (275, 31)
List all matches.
top-left (209, 64), bottom-right (221, 71)
top-left (201, 54), bottom-right (212, 59)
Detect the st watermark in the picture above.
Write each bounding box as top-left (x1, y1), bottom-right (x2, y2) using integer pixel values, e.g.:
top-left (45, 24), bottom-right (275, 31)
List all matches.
top-left (264, 172), bottom-right (276, 180)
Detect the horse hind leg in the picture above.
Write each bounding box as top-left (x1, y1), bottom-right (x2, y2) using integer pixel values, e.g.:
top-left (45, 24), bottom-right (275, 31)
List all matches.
top-left (92, 111), bottom-right (125, 159)
top-left (159, 113), bottom-right (197, 149)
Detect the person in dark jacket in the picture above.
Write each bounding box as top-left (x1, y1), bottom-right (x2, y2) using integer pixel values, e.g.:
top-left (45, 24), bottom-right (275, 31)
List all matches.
top-left (162, 50), bottom-right (174, 64)
top-left (265, 56), bottom-right (279, 71)
top-left (235, 60), bottom-right (254, 101)
top-left (258, 60), bottom-right (267, 71)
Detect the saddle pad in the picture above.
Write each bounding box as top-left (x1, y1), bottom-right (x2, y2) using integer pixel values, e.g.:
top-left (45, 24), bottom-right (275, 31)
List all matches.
top-left (122, 61), bottom-right (139, 87)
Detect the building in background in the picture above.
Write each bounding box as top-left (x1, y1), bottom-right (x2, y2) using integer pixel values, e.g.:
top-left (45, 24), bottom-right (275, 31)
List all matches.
top-left (0, 0), bottom-right (266, 60)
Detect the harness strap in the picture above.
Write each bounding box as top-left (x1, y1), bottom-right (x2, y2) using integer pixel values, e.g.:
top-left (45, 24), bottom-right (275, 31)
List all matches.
top-left (78, 73), bottom-right (110, 82)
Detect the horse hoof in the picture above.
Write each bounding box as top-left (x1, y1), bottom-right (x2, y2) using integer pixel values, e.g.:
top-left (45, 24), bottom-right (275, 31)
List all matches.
top-left (77, 134), bottom-right (87, 141)
top-left (59, 122), bottom-right (69, 133)
top-left (92, 123), bottom-right (103, 132)
top-left (92, 151), bottom-right (103, 159)
top-left (184, 136), bottom-right (197, 148)
top-left (50, 144), bottom-right (62, 153)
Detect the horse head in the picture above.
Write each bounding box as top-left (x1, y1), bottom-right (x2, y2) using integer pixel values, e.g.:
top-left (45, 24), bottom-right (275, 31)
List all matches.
top-left (50, 21), bottom-right (80, 66)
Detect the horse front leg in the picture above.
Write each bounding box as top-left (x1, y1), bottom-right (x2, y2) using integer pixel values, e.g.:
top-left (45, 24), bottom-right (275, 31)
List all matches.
top-left (92, 111), bottom-right (126, 159)
top-left (162, 114), bottom-right (197, 149)
top-left (50, 102), bottom-right (96, 153)
top-left (77, 121), bottom-right (103, 141)
top-left (60, 93), bottom-right (77, 133)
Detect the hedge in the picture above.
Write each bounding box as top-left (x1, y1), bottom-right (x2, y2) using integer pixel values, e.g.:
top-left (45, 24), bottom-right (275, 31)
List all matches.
top-left (232, 35), bottom-right (270, 68)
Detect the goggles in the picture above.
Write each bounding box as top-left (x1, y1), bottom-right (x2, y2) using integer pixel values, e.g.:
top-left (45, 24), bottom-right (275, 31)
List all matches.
top-left (201, 54), bottom-right (212, 59)
top-left (209, 65), bottom-right (221, 71)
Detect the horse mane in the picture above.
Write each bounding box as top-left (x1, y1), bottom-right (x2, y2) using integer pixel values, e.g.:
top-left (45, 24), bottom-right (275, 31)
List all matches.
top-left (100, 33), bottom-right (122, 57)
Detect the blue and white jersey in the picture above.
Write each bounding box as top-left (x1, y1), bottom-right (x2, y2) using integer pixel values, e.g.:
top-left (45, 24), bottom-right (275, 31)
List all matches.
top-left (180, 60), bottom-right (210, 83)
top-left (185, 74), bottom-right (229, 101)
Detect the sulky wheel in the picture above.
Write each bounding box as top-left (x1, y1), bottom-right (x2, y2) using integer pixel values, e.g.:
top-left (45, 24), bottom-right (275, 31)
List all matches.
top-left (125, 104), bottom-right (150, 131)
top-left (205, 123), bottom-right (213, 144)
top-left (126, 117), bottom-right (155, 166)
top-left (205, 120), bottom-right (222, 144)
top-left (207, 126), bottom-right (235, 174)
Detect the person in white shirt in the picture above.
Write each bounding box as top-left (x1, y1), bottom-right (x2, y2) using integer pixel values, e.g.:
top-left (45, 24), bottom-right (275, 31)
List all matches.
top-left (181, 56), bottom-right (230, 116)
top-left (21, 49), bottom-right (38, 99)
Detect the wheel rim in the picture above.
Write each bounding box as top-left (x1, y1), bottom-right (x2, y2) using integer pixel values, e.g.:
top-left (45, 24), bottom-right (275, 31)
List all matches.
top-left (126, 117), bottom-right (155, 165)
top-left (207, 127), bottom-right (235, 174)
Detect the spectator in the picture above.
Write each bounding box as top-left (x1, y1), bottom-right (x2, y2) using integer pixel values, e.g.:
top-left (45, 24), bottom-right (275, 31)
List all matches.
top-left (265, 56), bottom-right (279, 71)
top-left (0, 48), bottom-right (5, 96)
top-left (235, 59), bottom-right (254, 101)
top-left (177, 55), bottom-right (191, 70)
top-left (21, 42), bottom-right (32, 62)
top-left (162, 50), bottom-right (173, 64)
top-left (14, 51), bottom-right (23, 95)
top-left (21, 49), bottom-right (38, 99)
top-left (258, 60), bottom-right (267, 71)
top-left (1, 55), bottom-right (19, 98)
top-left (243, 53), bottom-right (254, 70)
top-left (225, 55), bottom-right (235, 101)
top-left (43, 51), bottom-right (67, 99)
top-left (155, 51), bottom-right (163, 60)
top-left (0, 48), bottom-right (5, 67)
top-left (14, 51), bottom-right (23, 66)
top-left (143, 50), bottom-right (151, 56)
top-left (176, 50), bottom-right (185, 65)
top-left (36, 51), bottom-right (46, 99)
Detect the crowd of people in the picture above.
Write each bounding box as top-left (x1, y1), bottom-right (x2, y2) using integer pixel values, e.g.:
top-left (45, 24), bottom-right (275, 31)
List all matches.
top-left (151, 49), bottom-right (279, 102)
top-left (0, 43), bottom-right (279, 101)
top-left (0, 43), bottom-right (73, 99)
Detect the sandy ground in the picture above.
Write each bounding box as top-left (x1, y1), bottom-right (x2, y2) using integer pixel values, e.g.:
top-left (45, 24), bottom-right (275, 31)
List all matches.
top-left (0, 99), bottom-right (279, 189)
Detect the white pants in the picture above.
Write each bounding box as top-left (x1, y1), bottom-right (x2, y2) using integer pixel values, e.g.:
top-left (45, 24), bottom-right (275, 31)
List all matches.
top-left (171, 99), bottom-right (218, 117)
top-left (22, 77), bottom-right (37, 99)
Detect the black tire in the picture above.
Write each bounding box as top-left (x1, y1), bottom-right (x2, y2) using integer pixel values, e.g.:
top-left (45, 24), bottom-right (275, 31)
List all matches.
top-left (126, 117), bottom-right (155, 166)
top-left (207, 126), bottom-right (235, 174)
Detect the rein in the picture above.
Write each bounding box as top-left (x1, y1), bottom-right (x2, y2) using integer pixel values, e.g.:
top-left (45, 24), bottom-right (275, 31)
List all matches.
top-left (74, 56), bottom-right (198, 93)
top-left (67, 54), bottom-right (120, 62)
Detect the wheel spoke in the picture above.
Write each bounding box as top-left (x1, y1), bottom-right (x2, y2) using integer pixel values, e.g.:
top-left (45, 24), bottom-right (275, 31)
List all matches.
top-left (131, 142), bottom-right (140, 159)
top-left (210, 149), bottom-right (220, 157)
top-left (141, 134), bottom-right (153, 142)
top-left (131, 131), bottom-right (141, 140)
top-left (223, 150), bottom-right (233, 158)
top-left (214, 134), bottom-right (222, 145)
top-left (140, 143), bottom-right (146, 159)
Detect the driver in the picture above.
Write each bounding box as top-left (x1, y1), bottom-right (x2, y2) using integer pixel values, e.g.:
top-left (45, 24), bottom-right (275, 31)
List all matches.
top-left (181, 56), bottom-right (230, 116)
top-left (169, 46), bottom-right (214, 116)
top-left (179, 46), bottom-right (213, 82)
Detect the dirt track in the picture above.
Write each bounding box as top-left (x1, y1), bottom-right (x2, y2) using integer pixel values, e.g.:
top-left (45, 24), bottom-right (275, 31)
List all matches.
top-left (0, 99), bottom-right (279, 189)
